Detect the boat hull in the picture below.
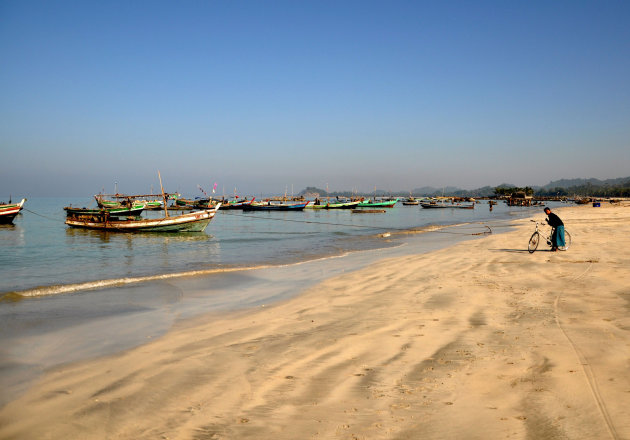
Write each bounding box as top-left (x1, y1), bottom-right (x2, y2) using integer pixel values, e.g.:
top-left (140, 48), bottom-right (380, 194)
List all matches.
top-left (306, 201), bottom-right (360, 209)
top-left (421, 203), bottom-right (474, 209)
top-left (356, 199), bottom-right (398, 208)
top-left (0, 199), bottom-right (26, 224)
top-left (65, 205), bottom-right (220, 232)
top-left (219, 199), bottom-right (255, 210)
top-left (243, 202), bottom-right (309, 211)
top-left (351, 209), bottom-right (386, 213)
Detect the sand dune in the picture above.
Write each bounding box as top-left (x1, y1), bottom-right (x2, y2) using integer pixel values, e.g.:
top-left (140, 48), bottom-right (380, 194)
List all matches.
top-left (1, 204), bottom-right (629, 439)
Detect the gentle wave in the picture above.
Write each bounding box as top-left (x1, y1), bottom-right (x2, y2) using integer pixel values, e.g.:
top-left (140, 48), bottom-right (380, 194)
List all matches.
top-left (1, 266), bottom-right (270, 300)
top-left (1, 249), bottom-right (358, 300)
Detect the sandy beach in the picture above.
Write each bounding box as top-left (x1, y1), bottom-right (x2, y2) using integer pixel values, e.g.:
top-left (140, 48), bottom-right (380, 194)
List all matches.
top-left (1, 203), bottom-right (629, 440)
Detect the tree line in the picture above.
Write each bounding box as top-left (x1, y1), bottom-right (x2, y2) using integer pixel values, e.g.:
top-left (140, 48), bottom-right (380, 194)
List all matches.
top-left (495, 181), bottom-right (630, 197)
top-left (534, 180), bottom-right (630, 197)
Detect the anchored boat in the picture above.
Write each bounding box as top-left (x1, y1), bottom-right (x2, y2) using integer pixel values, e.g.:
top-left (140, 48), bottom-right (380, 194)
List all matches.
top-left (65, 172), bottom-right (221, 232)
top-left (65, 204), bottom-right (221, 232)
top-left (243, 201), bottom-right (310, 211)
top-left (356, 198), bottom-right (398, 208)
top-left (0, 198), bottom-right (26, 224)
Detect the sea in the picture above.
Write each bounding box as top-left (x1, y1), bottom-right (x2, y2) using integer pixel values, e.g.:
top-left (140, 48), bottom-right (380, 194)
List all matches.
top-left (0, 196), bottom-right (560, 405)
top-left (0, 197), bottom-right (554, 297)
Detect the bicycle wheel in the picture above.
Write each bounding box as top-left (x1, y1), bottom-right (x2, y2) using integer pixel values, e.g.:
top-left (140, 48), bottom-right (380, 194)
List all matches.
top-left (558, 230), bottom-right (571, 251)
top-left (528, 231), bottom-right (540, 253)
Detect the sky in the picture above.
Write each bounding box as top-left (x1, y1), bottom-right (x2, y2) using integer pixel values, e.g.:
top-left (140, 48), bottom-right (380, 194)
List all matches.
top-left (1, 0), bottom-right (629, 197)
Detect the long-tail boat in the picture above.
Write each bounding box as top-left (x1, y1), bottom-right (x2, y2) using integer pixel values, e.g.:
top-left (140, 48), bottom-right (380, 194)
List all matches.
top-left (356, 198), bottom-right (398, 208)
top-left (65, 172), bottom-right (221, 232)
top-left (175, 197), bottom-right (220, 209)
top-left (95, 193), bottom-right (176, 210)
top-left (420, 200), bottom-right (474, 209)
top-left (305, 200), bottom-right (360, 209)
top-left (65, 204), bottom-right (221, 232)
top-left (0, 198), bottom-right (26, 224)
top-left (218, 197), bottom-right (256, 210)
top-left (242, 201), bottom-right (310, 211)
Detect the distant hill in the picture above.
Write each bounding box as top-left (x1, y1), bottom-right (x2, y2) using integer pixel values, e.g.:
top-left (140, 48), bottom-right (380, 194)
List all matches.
top-left (411, 186), bottom-right (460, 196)
top-left (542, 177), bottom-right (630, 189)
top-left (537, 176), bottom-right (630, 197)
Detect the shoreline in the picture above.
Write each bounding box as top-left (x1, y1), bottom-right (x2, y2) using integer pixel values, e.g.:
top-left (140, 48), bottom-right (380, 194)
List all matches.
top-left (1, 220), bottom-right (488, 300)
top-left (1, 197), bottom-right (542, 297)
top-left (1, 204), bottom-right (629, 438)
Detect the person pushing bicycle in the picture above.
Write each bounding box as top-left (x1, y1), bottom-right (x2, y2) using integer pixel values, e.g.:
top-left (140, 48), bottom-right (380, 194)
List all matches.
top-left (544, 207), bottom-right (565, 252)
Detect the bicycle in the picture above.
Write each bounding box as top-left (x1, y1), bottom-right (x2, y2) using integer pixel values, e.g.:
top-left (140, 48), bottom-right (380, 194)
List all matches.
top-left (528, 220), bottom-right (571, 253)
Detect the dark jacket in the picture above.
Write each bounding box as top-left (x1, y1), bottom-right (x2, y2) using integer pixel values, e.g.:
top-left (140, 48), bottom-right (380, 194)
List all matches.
top-left (546, 212), bottom-right (564, 228)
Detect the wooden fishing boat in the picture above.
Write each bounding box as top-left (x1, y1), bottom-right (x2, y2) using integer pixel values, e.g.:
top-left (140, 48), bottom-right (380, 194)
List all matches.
top-left (65, 204), bottom-right (221, 232)
top-left (242, 201), bottom-right (310, 211)
top-left (67, 172), bottom-right (221, 232)
top-left (218, 198), bottom-right (256, 210)
top-left (306, 200), bottom-right (360, 209)
top-left (137, 199), bottom-right (163, 210)
top-left (96, 193), bottom-right (175, 210)
top-left (356, 198), bottom-right (398, 208)
top-left (175, 197), bottom-right (219, 209)
top-left (402, 197), bottom-right (419, 205)
top-left (64, 205), bottom-right (145, 217)
top-left (351, 208), bottom-right (386, 213)
top-left (95, 195), bottom-right (144, 210)
top-left (420, 201), bottom-right (474, 209)
top-left (0, 198), bottom-right (26, 224)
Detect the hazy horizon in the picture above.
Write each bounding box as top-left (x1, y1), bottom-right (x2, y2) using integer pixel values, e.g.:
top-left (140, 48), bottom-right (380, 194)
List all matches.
top-left (2, 1), bottom-right (629, 198)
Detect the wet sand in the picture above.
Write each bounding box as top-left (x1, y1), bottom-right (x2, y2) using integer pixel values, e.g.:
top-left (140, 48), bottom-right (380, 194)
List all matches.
top-left (1, 204), bottom-right (629, 439)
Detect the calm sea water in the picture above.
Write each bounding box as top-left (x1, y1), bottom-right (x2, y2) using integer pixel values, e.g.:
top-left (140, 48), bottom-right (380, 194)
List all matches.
top-left (0, 197), bottom-right (555, 297)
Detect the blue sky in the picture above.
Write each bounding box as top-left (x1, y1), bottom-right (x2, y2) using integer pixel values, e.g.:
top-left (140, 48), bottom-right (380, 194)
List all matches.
top-left (1, 1), bottom-right (629, 197)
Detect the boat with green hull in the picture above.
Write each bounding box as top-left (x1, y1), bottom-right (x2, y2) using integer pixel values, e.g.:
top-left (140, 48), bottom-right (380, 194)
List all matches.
top-left (64, 205), bottom-right (145, 217)
top-left (306, 200), bottom-right (360, 209)
top-left (356, 198), bottom-right (398, 208)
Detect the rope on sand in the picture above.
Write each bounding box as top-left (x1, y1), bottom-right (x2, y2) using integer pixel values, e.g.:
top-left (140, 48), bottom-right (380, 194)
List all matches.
top-left (554, 263), bottom-right (619, 440)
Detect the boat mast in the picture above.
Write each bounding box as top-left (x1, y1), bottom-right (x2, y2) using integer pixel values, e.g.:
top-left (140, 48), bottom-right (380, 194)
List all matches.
top-left (158, 170), bottom-right (169, 218)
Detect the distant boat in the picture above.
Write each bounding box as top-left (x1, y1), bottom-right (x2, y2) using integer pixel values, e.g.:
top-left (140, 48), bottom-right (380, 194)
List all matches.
top-left (65, 204), bottom-right (221, 232)
top-left (356, 198), bottom-right (398, 208)
top-left (420, 201), bottom-right (474, 209)
top-left (243, 201), bottom-right (310, 211)
top-left (0, 198), bottom-right (26, 224)
top-left (95, 194), bottom-right (175, 214)
top-left (402, 197), bottom-right (419, 205)
top-left (175, 197), bottom-right (219, 209)
top-left (64, 205), bottom-right (145, 218)
top-left (351, 208), bottom-right (386, 214)
top-left (306, 200), bottom-right (360, 209)
top-left (218, 198), bottom-right (256, 210)
top-left (95, 195), bottom-right (145, 210)
top-left (137, 199), bottom-right (163, 210)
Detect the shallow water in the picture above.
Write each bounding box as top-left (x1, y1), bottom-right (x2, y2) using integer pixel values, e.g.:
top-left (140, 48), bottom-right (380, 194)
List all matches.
top-left (0, 197), bottom-right (552, 297)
